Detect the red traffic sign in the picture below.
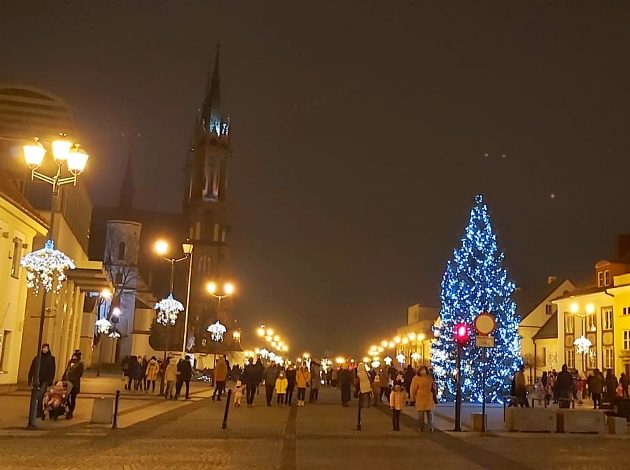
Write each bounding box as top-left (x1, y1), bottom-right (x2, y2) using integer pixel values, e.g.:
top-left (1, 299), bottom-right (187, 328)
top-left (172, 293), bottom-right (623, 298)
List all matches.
top-left (474, 312), bottom-right (496, 335)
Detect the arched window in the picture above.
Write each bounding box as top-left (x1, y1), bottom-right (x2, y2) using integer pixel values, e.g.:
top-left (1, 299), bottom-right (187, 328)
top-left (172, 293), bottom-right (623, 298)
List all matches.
top-left (118, 242), bottom-right (126, 261)
top-left (115, 272), bottom-right (123, 286)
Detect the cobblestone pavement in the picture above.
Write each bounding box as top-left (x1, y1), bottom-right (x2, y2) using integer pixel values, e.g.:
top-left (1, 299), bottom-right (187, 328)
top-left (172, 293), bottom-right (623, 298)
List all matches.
top-left (0, 387), bottom-right (628, 469)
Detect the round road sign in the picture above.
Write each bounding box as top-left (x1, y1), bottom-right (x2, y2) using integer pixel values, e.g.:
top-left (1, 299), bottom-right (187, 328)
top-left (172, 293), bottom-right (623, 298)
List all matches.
top-left (474, 312), bottom-right (496, 335)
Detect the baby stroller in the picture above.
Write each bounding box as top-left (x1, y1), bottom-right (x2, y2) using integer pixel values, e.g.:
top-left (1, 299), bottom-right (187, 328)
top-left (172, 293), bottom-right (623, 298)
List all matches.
top-left (43, 381), bottom-right (73, 420)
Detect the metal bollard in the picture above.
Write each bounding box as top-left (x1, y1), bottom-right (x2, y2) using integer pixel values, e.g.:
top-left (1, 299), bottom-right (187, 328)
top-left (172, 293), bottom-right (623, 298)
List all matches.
top-left (356, 393), bottom-right (362, 431)
top-left (222, 389), bottom-right (233, 429)
top-left (112, 390), bottom-right (120, 429)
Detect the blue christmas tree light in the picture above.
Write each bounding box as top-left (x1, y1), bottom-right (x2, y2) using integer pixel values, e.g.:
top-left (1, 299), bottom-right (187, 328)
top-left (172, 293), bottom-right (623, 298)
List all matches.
top-left (431, 195), bottom-right (520, 403)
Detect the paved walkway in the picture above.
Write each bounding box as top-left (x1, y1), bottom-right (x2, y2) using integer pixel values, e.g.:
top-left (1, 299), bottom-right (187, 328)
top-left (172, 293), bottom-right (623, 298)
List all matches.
top-left (0, 386), bottom-right (628, 469)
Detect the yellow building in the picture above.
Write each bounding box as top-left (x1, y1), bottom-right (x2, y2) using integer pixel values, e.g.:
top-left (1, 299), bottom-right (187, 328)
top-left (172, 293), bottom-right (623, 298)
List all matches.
top-left (0, 172), bottom-right (48, 391)
top-left (607, 273), bottom-right (630, 377)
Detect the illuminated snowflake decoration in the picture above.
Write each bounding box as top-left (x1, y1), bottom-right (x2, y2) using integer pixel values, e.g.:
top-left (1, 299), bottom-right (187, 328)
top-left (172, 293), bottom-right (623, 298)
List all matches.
top-left (411, 352), bottom-right (421, 361)
top-left (259, 348), bottom-right (269, 359)
top-left (108, 329), bottom-right (121, 339)
top-left (20, 240), bottom-right (75, 294)
top-left (95, 318), bottom-right (112, 335)
top-left (207, 320), bottom-right (226, 342)
top-left (155, 293), bottom-right (184, 326)
top-left (384, 356), bottom-right (393, 366)
top-left (396, 353), bottom-right (406, 365)
top-left (574, 335), bottom-right (592, 355)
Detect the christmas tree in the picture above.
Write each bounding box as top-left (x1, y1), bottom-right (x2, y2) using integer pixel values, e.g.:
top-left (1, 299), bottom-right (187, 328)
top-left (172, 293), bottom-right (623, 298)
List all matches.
top-left (431, 195), bottom-right (520, 403)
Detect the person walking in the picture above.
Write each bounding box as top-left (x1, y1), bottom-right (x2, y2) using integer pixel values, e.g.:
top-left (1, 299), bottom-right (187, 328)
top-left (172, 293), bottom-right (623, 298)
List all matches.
top-left (175, 356), bottom-right (193, 400)
top-left (212, 356), bottom-right (228, 401)
top-left (556, 364), bottom-right (573, 408)
top-left (620, 372), bottom-right (629, 398)
top-left (389, 383), bottom-right (405, 431)
top-left (590, 368), bottom-right (604, 409)
top-left (275, 371), bottom-right (288, 405)
top-left (145, 356), bottom-right (160, 393)
top-left (264, 363), bottom-right (279, 406)
top-left (140, 356), bottom-right (148, 391)
top-left (309, 358), bottom-right (321, 403)
top-left (121, 355), bottom-right (131, 390)
top-left (128, 356), bottom-right (141, 391)
top-left (404, 365), bottom-right (415, 405)
top-left (285, 364), bottom-right (297, 405)
top-left (338, 363), bottom-right (352, 407)
top-left (410, 366), bottom-right (435, 432)
top-left (296, 364), bottom-right (310, 407)
top-left (164, 358), bottom-right (177, 400)
top-left (233, 380), bottom-right (243, 407)
top-left (28, 343), bottom-right (56, 419)
top-left (62, 351), bottom-right (83, 419)
top-left (605, 369), bottom-right (618, 404)
top-left (254, 357), bottom-right (264, 395)
top-left (357, 363), bottom-right (372, 408)
top-left (242, 358), bottom-right (258, 407)
top-left (512, 365), bottom-right (529, 407)
top-left (378, 366), bottom-right (391, 405)
top-left (371, 374), bottom-right (381, 406)
top-left (331, 367), bottom-right (338, 388)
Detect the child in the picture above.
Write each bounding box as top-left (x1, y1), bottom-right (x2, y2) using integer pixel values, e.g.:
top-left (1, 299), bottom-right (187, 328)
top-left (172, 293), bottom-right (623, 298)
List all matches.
top-left (44, 381), bottom-right (68, 409)
top-left (233, 380), bottom-right (243, 407)
top-left (389, 383), bottom-right (405, 431)
top-left (275, 371), bottom-right (288, 405)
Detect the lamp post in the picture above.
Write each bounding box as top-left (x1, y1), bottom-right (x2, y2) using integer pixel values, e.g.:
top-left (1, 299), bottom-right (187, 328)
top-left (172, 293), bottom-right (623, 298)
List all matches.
top-left (22, 136), bottom-right (88, 429)
top-left (570, 302), bottom-right (596, 372)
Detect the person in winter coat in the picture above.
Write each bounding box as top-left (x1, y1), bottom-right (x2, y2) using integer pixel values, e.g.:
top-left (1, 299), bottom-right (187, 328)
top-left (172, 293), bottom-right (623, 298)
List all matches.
top-left (620, 373), bottom-right (629, 398)
top-left (590, 368), bottom-right (604, 409)
top-left (62, 352), bottom-right (84, 419)
top-left (331, 367), bottom-right (338, 388)
top-left (357, 363), bottom-right (372, 408)
top-left (309, 359), bottom-right (322, 403)
top-left (164, 358), bottom-right (177, 400)
top-left (285, 365), bottom-right (297, 405)
top-left (605, 369), bottom-right (618, 404)
top-left (389, 383), bottom-right (405, 431)
top-left (263, 364), bottom-right (279, 406)
top-left (213, 356), bottom-right (228, 401)
top-left (275, 371), bottom-right (288, 405)
top-left (404, 365), bottom-right (415, 403)
top-left (128, 356), bottom-right (142, 391)
top-left (371, 374), bottom-right (381, 406)
top-left (28, 343), bottom-right (56, 419)
top-left (378, 367), bottom-right (391, 404)
top-left (145, 357), bottom-right (160, 393)
top-left (121, 355), bottom-right (131, 390)
top-left (512, 365), bottom-right (529, 407)
top-left (410, 366), bottom-right (435, 432)
top-left (175, 356), bottom-right (193, 400)
top-left (254, 358), bottom-right (264, 394)
top-left (241, 359), bottom-right (258, 406)
top-left (296, 365), bottom-right (310, 407)
top-left (233, 380), bottom-right (243, 407)
top-left (338, 363), bottom-right (353, 407)
top-left (555, 364), bottom-right (573, 408)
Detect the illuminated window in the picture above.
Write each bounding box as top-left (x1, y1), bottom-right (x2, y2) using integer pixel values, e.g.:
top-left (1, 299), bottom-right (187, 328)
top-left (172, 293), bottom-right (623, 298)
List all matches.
top-left (587, 351), bottom-right (598, 369)
top-left (586, 313), bottom-right (597, 332)
top-left (602, 307), bottom-right (613, 331)
top-left (624, 331), bottom-right (630, 350)
top-left (564, 312), bottom-right (574, 334)
top-left (10, 238), bottom-right (22, 278)
top-left (604, 270), bottom-right (611, 287)
top-left (566, 348), bottom-right (575, 368)
top-left (603, 347), bottom-right (614, 370)
top-left (623, 307), bottom-right (630, 316)
top-left (0, 331), bottom-right (9, 372)
top-left (598, 272), bottom-right (604, 287)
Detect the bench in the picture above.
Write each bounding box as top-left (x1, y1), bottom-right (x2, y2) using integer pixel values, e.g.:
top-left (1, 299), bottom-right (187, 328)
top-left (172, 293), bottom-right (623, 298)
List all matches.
top-left (556, 409), bottom-right (605, 433)
top-left (607, 416), bottom-right (627, 434)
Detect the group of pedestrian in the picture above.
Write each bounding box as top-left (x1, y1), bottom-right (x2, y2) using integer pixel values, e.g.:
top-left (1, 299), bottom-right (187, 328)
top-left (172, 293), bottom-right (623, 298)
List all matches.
top-left (28, 344), bottom-right (84, 420)
top-left (121, 355), bottom-right (161, 393)
top-left (163, 356), bottom-right (193, 400)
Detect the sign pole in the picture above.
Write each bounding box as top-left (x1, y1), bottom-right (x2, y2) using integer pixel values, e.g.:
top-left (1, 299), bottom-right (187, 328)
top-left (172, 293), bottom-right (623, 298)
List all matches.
top-left (481, 348), bottom-right (487, 432)
top-left (454, 343), bottom-right (462, 432)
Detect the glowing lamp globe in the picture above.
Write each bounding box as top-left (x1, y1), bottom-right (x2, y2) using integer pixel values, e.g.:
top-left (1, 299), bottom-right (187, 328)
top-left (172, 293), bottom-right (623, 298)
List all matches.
top-left (23, 141), bottom-right (46, 169)
top-left (52, 138), bottom-right (73, 161)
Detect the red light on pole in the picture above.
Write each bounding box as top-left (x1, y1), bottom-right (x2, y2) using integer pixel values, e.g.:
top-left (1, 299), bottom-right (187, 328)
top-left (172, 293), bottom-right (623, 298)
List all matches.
top-left (455, 323), bottom-right (469, 345)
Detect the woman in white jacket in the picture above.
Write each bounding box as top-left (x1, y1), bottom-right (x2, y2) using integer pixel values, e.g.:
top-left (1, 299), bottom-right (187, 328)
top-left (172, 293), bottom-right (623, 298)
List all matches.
top-left (357, 363), bottom-right (372, 407)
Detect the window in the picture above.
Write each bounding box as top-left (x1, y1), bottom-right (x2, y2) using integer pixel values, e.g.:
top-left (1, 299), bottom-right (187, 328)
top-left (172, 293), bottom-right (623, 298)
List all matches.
top-left (115, 272), bottom-right (123, 286)
top-left (566, 348), bottom-right (575, 369)
top-left (587, 351), bottom-right (598, 370)
top-left (624, 331), bottom-right (630, 350)
top-left (197, 255), bottom-right (211, 274)
top-left (603, 347), bottom-right (615, 370)
top-left (0, 331), bottom-right (10, 372)
top-left (623, 307), bottom-right (630, 316)
top-left (604, 270), bottom-right (611, 287)
top-left (118, 242), bottom-right (126, 261)
top-left (598, 272), bottom-right (604, 287)
top-left (10, 238), bottom-right (22, 278)
top-left (586, 313), bottom-right (597, 332)
top-left (213, 223), bottom-right (220, 242)
top-left (545, 303), bottom-right (557, 316)
top-left (603, 307), bottom-right (613, 330)
top-left (564, 312), bottom-right (574, 334)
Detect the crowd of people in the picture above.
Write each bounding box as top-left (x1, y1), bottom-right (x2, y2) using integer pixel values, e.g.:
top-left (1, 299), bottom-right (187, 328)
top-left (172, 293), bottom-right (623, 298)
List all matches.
top-left (230, 357), bottom-right (437, 432)
top-left (121, 355), bottom-right (195, 400)
top-left (512, 364), bottom-right (630, 409)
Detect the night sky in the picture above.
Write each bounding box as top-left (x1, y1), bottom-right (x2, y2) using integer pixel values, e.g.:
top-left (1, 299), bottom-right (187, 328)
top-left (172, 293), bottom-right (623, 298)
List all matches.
top-left (2, 2), bottom-right (630, 356)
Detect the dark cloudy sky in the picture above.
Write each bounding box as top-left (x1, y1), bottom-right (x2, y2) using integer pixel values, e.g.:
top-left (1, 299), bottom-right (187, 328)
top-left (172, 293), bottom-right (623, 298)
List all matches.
top-left (2, 1), bottom-right (630, 357)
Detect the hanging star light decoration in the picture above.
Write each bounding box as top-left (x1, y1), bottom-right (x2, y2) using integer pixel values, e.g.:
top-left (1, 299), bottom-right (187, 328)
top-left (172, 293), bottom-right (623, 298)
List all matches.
top-left (20, 240), bottom-right (76, 294)
top-left (384, 356), bottom-right (393, 366)
top-left (95, 318), bottom-right (112, 335)
top-left (574, 335), bottom-right (592, 355)
top-left (396, 353), bottom-right (406, 365)
top-left (155, 293), bottom-right (184, 326)
top-left (207, 320), bottom-right (227, 342)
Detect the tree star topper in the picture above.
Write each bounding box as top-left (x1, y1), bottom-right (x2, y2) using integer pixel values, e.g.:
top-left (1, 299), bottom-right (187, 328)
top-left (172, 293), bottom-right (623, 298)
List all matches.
top-left (20, 239), bottom-right (76, 294)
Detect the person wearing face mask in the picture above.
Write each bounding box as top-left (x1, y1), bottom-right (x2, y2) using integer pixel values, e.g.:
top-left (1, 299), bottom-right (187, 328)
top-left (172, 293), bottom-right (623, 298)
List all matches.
top-left (28, 343), bottom-right (56, 419)
top-left (62, 351), bottom-right (84, 418)
top-left (410, 366), bottom-right (435, 432)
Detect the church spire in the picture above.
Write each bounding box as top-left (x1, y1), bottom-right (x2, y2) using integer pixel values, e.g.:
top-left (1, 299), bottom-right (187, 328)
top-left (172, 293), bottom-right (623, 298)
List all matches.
top-left (118, 140), bottom-right (134, 213)
top-left (201, 44), bottom-right (223, 135)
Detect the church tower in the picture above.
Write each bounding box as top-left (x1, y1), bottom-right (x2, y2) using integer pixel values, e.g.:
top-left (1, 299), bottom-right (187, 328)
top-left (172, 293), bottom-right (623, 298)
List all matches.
top-left (184, 45), bottom-right (233, 349)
